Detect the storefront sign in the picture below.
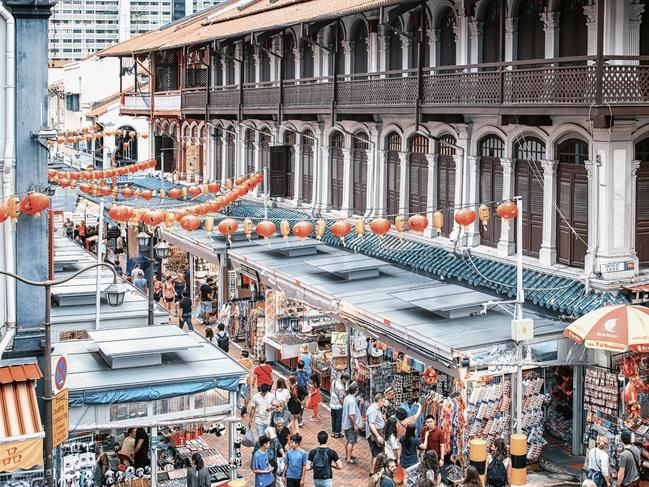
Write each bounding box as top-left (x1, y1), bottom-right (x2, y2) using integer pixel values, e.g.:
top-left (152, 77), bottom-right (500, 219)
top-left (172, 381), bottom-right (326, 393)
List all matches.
top-left (185, 145), bottom-right (200, 177)
top-left (53, 355), bottom-right (68, 392)
top-left (228, 270), bottom-right (236, 300)
top-left (52, 389), bottom-right (69, 448)
top-left (600, 261), bottom-right (634, 274)
top-left (331, 332), bottom-right (347, 345)
top-left (0, 438), bottom-right (43, 473)
top-left (240, 264), bottom-right (260, 283)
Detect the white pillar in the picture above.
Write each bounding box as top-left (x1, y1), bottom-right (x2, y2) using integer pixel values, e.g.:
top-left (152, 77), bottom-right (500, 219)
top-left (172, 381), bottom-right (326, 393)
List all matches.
top-left (342, 41), bottom-right (352, 79)
top-left (400, 35), bottom-right (411, 74)
top-left (631, 160), bottom-right (641, 257)
top-left (398, 151), bottom-right (409, 216)
top-left (320, 146), bottom-right (331, 210)
top-left (541, 11), bottom-right (560, 59)
top-left (233, 43), bottom-right (242, 85)
top-left (368, 31), bottom-right (379, 73)
top-left (424, 154), bottom-right (438, 237)
top-left (627, 4), bottom-right (646, 60)
top-left (468, 19), bottom-right (481, 66)
top-left (497, 158), bottom-right (516, 256)
top-left (294, 137), bottom-right (303, 204)
top-left (376, 149), bottom-right (388, 217)
top-left (505, 17), bottom-right (516, 62)
top-left (429, 29), bottom-right (439, 68)
top-left (254, 51), bottom-right (262, 84)
top-left (584, 159), bottom-right (597, 273)
top-left (341, 147), bottom-right (353, 216)
top-left (378, 32), bottom-right (388, 75)
top-left (312, 45), bottom-right (322, 78)
top-left (456, 13), bottom-right (468, 66)
top-left (293, 47), bottom-right (302, 82)
top-left (269, 38), bottom-right (280, 82)
top-left (465, 155), bottom-right (480, 247)
top-left (539, 159), bottom-right (558, 266)
top-left (584, 5), bottom-right (597, 57)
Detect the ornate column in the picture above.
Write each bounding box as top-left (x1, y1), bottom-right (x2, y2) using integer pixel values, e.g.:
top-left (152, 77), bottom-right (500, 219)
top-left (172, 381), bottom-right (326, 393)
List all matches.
top-left (584, 5), bottom-right (597, 56)
top-left (400, 35), bottom-right (412, 75)
top-left (341, 147), bottom-right (353, 216)
top-left (584, 159), bottom-right (597, 273)
top-left (234, 42), bottom-right (242, 85)
top-left (220, 57), bottom-right (228, 86)
top-left (376, 149), bottom-right (388, 217)
top-left (311, 45), bottom-right (322, 78)
top-left (505, 17), bottom-right (516, 62)
top-left (631, 160), bottom-right (641, 256)
top-left (293, 46), bottom-right (303, 83)
top-left (455, 12), bottom-right (468, 65)
top-left (378, 30), bottom-right (389, 76)
top-left (541, 11), bottom-right (560, 59)
top-left (468, 18), bottom-right (481, 66)
top-left (220, 134), bottom-right (228, 183)
top-left (253, 50), bottom-right (262, 84)
top-left (294, 136), bottom-right (303, 204)
top-left (398, 151), bottom-right (409, 216)
top-left (269, 37), bottom-right (280, 81)
top-left (429, 29), bottom-right (440, 68)
top-left (539, 159), bottom-right (558, 266)
top-left (465, 155), bottom-right (481, 247)
top-left (341, 41), bottom-right (352, 79)
top-left (320, 146), bottom-right (331, 210)
top-left (497, 158), bottom-right (516, 256)
top-left (367, 126), bottom-right (380, 216)
top-left (628, 3), bottom-right (645, 61)
top-left (424, 154), bottom-right (438, 237)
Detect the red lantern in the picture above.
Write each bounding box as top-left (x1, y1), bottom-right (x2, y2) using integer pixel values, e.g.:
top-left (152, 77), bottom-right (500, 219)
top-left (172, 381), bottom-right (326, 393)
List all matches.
top-left (6, 196), bottom-right (20, 220)
top-left (48, 169), bottom-right (57, 179)
top-left (79, 183), bottom-right (91, 194)
top-left (121, 187), bottom-right (134, 199)
top-left (99, 186), bottom-right (112, 197)
top-left (255, 220), bottom-right (276, 240)
top-left (293, 221), bottom-right (313, 241)
top-left (0, 203), bottom-right (8, 223)
top-left (235, 176), bottom-right (245, 186)
top-left (497, 200), bottom-right (519, 220)
top-left (142, 210), bottom-right (164, 227)
top-left (108, 205), bottom-right (123, 222)
top-left (407, 214), bottom-right (428, 234)
top-left (369, 218), bottom-right (391, 238)
top-left (331, 220), bottom-right (352, 245)
top-left (218, 218), bottom-right (239, 238)
top-left (117, 167), bottom-right (129, 176)
top-left (454, 208), bottom-right (476, 230)
top-left (141, 190), bottom-right (153, 201)
top-left (169, 188), bottom-right (182, 199)
top-left (20, 192), bottom-right (50, 218)
top-left (188, 186), bottom-right (202, 198)
top-left (478, 204), bottom-right (490, 228)
top-left (179, 215), bottom-right (200, 233)
top-left (115, 129), bottom-right (123, 137)
top-left (58, 178), bottom-right (72, 189)
top-left (207, 181), bottom-right (220, 193)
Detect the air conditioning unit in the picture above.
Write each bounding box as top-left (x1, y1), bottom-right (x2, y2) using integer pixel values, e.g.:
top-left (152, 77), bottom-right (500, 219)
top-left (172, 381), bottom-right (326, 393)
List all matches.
top-left (511, 318), bottom-right (534, 342)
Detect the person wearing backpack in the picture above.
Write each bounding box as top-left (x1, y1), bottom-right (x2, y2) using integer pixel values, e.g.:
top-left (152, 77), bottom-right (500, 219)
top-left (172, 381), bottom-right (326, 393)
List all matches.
top-left (215, 323), bottom-right (230, 353)
top-left (283, 434), bottom-right (307, 487)
top-left (485, 438), bottom-right (510, 487)
top-left (618, 431), bottom-right (641, 487)
top-left (294, 361), bottom-right (309, 427)
top-left (585, 435), bottom-right (610, 487)
top-left (306, 431), bottom-right (342, 487)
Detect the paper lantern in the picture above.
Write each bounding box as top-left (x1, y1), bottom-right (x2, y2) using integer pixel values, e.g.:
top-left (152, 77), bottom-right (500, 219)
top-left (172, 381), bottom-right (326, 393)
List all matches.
top-left (99, 186), bottom-right (112, 197)
top-left (108, 205), bottom-right (123, 222)
top-left (395, 215), bottom-right (407, 237)
top-left (331, 220), bottom-right (352, 245)
top-left (200, 216), bottom-right (213, 234)
top-left (159, 189), bottom-right (166, 199)
top-left (169, 188), bottom-right (182, 199)
top-left (129, 130), bottom-right (137, 138)
top-left (48, 169), bottom-right (57, 179)
top-left (58, 178), bottom-right (72, 189)
top-left (369, 218), bottom-right (391, 238)
top-left (20, 192), bottom-right (50, 218)
top-left (225, 179), bottom-right (233, 190)
top-left (207, 181), bottom-right (220, 193)
top-left (408, 214), bottom-right (428, 234)
top-left (279, 220), bottom-right (291, 241)
top-left (122, 142), bottom-right (129, 150)
top-left (189, 186), bottom-right (202, 198)
top-left (497, 200), bottom-right (519, 220)
top-left (454, 208), bottom-right (476, 230)
top-left (243, 218), bottom-right (253, 239)
top-left (293, 221), bottom-right (313, 241)
top-left (181, 187), bottom-right (188, 200)
top-left (0, 203), bottom-right (8, 223)
top-left (79, 183), bottom-right (91, 194)
top-left (432, 211), bottom-right (443, 233)
top-left (141, 190), bottom-right (153, 201)
top-left (355, 219), bottom-right (365, 239)
top-left (478, 204), bottom-right (490, 229)
top-left (105, 131), bottom-right (114, 136)
top-left (121, 187), bottom-right (134, 199)
top-left (218, 218), bottom-right (239, 244)
top-left (82, 127), bottom-right (90, 133)
top-left (235, 176), bottom-right (245, 186)
top-left (177, 214), bottom-right (199, 233)
top-left (7, 196), bottom-right (21, 220)
top-left (140, 132), bottom-right (149, 139)
top-left (256, 220), bottom-right (276, 240)
top-left (315, 219), bottom-right (326, 240)
top-left (164, 212), bottom-right (177, 229)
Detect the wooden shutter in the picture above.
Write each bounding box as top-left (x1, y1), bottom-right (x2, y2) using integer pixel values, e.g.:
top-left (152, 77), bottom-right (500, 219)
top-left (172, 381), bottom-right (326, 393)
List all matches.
top-left (214, 130), bottom-right (222, 180)
top-left (559, 0), bottom-right (588, 58)
top-left (516, 0), bottom-right (545, 61)
top-left (226, 132), bottom-right (235, 178)
top-left (478, 135), bottom-right (505, 247)
top-left (330, 132), bottom-right (344, 210)
top-left (439, 8), bottom-right (457, 67)
top-left (637, 139), bottom-right (649, 266)
top-left (515, 138), bottom-right (545, 256)
top-left (285, 132), bottom-right (296, 199)
top-left (270, 145), bottom-right (290, 197)
top-left (642, 7), bottom-right (649, 64)
top-left (386, 132), bottom-right (401, 221)
top-left (353, 134), bottom-right (369, 214)
top-left (352, 22), bottom-right (368, 75)
top-left (481, 0), bottom-right (502, 64)
top-left (409, 135), bottom-right (429, 216)
top-left (245, 132), bottom-right (255, 175)
top-left (260, 132), bottom-right (271, 175)
top-left (437, 136), bottom-right (456, 236)
top-left (302, 131), bottom-right (314, 203)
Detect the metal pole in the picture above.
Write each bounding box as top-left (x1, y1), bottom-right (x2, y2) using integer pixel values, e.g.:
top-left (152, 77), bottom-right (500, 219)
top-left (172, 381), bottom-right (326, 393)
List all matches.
top-left (228, 390), bottom-right (237, 480)
top-left (148, 233), bottom-right (155, 327)
top-left (43, 283), bottom-right (53, 487)
top-left (95, 201), bottom-right (104, 329)
top-left (150, 425), bottom-right (158, 487)
top-left (515, 196), bottom-right (524, 435)
top-left (160, 152), bottom-right (164, 192)
top-left (263, 164), bottom-right (269, 219)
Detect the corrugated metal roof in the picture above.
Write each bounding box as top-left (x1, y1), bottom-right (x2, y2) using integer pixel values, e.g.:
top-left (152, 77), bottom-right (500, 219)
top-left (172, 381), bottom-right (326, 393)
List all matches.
top-left (224, 201), bottom-right (630, 317)
top-left (0, 364), bottom-right (42, 385)
top-left (0, 379), bottom-right (42, 439)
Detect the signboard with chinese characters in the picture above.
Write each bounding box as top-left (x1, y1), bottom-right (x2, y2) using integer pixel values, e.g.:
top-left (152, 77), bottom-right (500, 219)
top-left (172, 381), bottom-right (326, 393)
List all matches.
top-left (186, 145), bottom-right (200, 177)
top-left (0, 438), bottom-right (43, 473)
top-left (52, 389), bottom-right (69, 448)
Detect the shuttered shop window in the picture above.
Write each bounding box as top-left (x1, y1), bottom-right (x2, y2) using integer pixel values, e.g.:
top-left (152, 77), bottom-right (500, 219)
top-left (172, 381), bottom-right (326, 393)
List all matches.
top-left (436, 135), bottom-right (456, 236)
top-left (214, 129), bottom-right (222, 180)
top-left (515, 138), bottom-right (545, 256)
top-left (409, 135), bottom-right (429, 216)
top-left (302, 130), bottom-right (314, 203)
top-left (479, 135), bottom-right (504, 247)
top-left (353, 133), bottom-right (369, 214)
top-left (386, 132), bottom-right (401, 221)
top-left (636, 139), bottom-right (649, 266)
top-left (285, 132), bottom-right (296, 199)
top-left (226, 132), bottom-right (235, 179)
top-left (516, 0), bottom-right (545, 61)
top-left (330, 132), bottom-right (345, 210)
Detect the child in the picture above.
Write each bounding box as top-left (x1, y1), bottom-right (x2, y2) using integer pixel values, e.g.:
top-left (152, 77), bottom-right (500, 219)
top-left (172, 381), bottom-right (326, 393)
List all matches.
top-left (306, 377), bottom-right (321, 422)
top-left (283, 434), bottom-right (307, 487)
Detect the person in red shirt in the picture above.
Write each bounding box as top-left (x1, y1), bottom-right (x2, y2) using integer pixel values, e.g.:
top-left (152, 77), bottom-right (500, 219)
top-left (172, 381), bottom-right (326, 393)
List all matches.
top-left (420, 415), bottom-right (445, 466)
top-left (253, 355), bottom-right (274, 391)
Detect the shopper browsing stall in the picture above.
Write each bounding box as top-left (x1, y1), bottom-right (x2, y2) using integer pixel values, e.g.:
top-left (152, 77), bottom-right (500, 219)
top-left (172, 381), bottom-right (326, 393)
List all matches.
top-left (252, 435), bottom-right (275, 487)
top-left (198, 278), bottom-right (214, 326)
top-left (342, 382), bottom-right (362, 465)
top-left (420, 416), bottom-right (445, 466)
top-left (618, 432), bottom-right (641, 487)
top-left (399, 425), bottom-right (421, 469)
top-left (383, 417), bottom-right (401, 463)
top-left (366, 393), bottom-right (387, 469)
top-left (178, 291), bottom-right (194, 331)
top-left (485, 438), bottom-right (511, 487)
top-left (254, 356), bottom-right (274, 391)
top-left (118, 428), bottom-right (136, 466)
top-left (330, 373), bottom-right (349, 439)
top-left (250, 384), bottom-right (275, 438)
top-left (585, 435), bottom-right (610, 487)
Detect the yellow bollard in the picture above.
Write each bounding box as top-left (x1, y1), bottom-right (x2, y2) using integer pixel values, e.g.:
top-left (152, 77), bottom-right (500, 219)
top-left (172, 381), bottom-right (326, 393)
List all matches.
top-left (470, 438), bottom-right (488, 484)
top-left (510, 434), bottom-right (528, 486)
top-left (227, 480), bottom-right (246, 487)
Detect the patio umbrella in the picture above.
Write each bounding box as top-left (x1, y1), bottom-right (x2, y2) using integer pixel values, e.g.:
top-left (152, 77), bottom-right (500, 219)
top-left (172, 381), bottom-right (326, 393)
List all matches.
top-left (564, 304), bottom-right (649, 352)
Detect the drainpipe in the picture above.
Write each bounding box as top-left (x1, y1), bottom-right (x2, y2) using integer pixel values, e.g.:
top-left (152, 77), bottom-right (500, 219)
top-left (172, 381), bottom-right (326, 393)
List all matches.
top-left (0, 5), bottom-right (15, 329)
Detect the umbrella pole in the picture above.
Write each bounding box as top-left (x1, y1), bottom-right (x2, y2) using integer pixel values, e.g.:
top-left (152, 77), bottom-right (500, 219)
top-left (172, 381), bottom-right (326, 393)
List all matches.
top-left (515, 196), bottom-right (524, 436)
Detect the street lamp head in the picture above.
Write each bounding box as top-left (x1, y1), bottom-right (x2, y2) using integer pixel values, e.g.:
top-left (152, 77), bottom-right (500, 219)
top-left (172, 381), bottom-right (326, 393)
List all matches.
top-left (153, 240), bottom-right (170, 260)
top-left (103, 282), bottom-right (128, 307)
top-left (136, 231), bottom-right (151, 248)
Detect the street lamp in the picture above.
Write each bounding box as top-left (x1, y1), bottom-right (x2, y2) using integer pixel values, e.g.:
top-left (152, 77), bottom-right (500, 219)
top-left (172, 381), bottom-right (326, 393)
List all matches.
top-left (0, 262), bottom-right (126, 487)
top-left (138, 225), bottom-right (167, 326)
top-left (136, 231), bottom-right (151, 248)
top-left (154, 240), bottom-right (170, 260)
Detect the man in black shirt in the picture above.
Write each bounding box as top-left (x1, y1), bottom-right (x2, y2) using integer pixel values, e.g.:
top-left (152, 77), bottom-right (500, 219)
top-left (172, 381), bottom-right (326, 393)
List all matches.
top-left (178, 291), bottom-right (193, 331)
top-left (198, 279), bottom-right (214, 325)
top-left (306, 431), bottom-right (342, 487)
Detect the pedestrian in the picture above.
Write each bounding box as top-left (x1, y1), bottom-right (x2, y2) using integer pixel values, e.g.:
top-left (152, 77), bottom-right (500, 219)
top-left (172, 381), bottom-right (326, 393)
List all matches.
top-left (329, 373), bottom-right (348, 438)
top-left (294, 361), bottom-right (309, 427)
top-left (198, 279), bottom-right (213, 325)
top-left (384, 417), bottom-right (401, 463)
top-left (370, 453), bottom-right (390, 487)
top-left (275, 378), bottom-right (291, 406)
top-left (283, 434), bottom-right (307, 487)
top-left (342, 382), bottom-right (362, 465)
top-left (216, 323), bottom-right (230, 352)
top-left (115, 233), bottom-right (125, 256)
top-left (187, 453), bottom-right (210, 487)
top-left (382, 386), bottom-right (398, 419)
top-left (118, 428), bottom-right (136, 466)
top-left (252, 435), bottom-right (275, 487)
top-left (252, 426), bottom-right (284, 483)
top-left (399, 424), bottom-right (421, 469)
top-left (408, 451), bottom-right (441, 487)
top-left (306, 376), bottom-right (321, 422)
top-left (254, 356), bottom-right (274, 391)
top-left (133, 427), bottom-right (149, 469)
top-left (462, 465), bottom-right (484, 487)
top-left (133, 270), bottom-right (148, 293)
top-left (617, 431), bottom-right (641, 487)
top-left (178, 291), bottom-right (194, 331)
top-left (306, 431), bottom-right (342, 487)
top-left (64, 218), bottom-right (74, 239)
top-left (163, 276), bottom-right (176, 314)
top-left (273, 416), bottom-right (291, 450)
top-left (378, 458), bottom-right (399, 487)
top-left (271, 400), bottom-right (291, 428)
top-left (250, 383), bottom-right (275, 439)
top-left (130, 263), bottom-right (142, 280)
top-left (174, 273), bottom-right (186, 307)
top-left (298, 344), bottom-right (313, 375)
top-left (78, 221), bottom-right (87, 247)
top-left (582, 481), bottom-right (597, 487)
top-left (287, 376), bottom-right (304, 435)
top-left (485, 438), bottom-right (510, 487)
top-left (366, 393), bottom-right (387, 470)
top-left (420, 415), bottom-right (445, 464)
top-left (585, 435), bottom-right (610, 487)
top-left (153, 276), bottom-right (163, 302)
top-left (395, 404), bottom-right (422, 438)
top-left (239, 350), bottom-right (254, 414)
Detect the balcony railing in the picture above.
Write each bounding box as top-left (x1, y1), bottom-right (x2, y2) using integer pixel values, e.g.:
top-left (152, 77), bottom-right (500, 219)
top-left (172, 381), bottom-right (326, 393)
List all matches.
top-left (171, 56), bottom-right (649, 114)
top-left (122, 91), bottom-right (181, 113)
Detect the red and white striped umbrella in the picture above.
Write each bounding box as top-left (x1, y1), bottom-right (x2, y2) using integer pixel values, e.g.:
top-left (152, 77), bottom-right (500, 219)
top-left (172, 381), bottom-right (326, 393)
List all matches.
top-left (564, 304), bottom-right (649, 352)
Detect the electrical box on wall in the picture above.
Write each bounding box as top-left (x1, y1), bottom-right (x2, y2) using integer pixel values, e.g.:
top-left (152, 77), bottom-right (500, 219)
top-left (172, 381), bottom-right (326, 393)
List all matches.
top-left (511, 318), bottom-right (534, 342)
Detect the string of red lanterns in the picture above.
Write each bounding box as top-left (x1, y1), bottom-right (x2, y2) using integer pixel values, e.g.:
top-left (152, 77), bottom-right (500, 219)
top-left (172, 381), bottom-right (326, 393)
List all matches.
top-left (47, 125), bottom-right (149, 146)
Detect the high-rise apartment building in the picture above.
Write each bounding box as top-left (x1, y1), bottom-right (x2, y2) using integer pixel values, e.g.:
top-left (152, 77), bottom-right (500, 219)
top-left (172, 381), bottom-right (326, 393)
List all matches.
top-left (48, 0), bottom-right (226, 61)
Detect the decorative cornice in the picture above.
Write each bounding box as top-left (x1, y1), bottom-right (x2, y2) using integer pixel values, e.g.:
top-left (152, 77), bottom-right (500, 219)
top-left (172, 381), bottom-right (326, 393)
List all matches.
top-left (628, 2), bottom-right (645, 21)
top-left (583, 5), bottom-right (597, 24)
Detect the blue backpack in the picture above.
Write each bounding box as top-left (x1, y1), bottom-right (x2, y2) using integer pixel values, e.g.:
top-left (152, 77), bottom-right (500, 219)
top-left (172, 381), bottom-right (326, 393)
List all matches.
top-left (296, 370), bottom-right (309, 390)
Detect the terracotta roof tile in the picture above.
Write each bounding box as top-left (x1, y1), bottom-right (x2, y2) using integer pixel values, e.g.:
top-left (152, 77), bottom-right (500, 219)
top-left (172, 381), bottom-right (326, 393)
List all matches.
top-left (0, 364), bottom-right (43, 385)
top-left (0, 381), bottom-right (43, 438)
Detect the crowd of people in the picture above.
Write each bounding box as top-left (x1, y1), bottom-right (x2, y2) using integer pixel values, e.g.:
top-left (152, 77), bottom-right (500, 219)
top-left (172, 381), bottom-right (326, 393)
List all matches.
top-left (583, 431), bottom-right (648, 487)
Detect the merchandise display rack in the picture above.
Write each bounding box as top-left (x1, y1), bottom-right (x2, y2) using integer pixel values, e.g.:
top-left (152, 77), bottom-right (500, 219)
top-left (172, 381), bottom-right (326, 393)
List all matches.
top-left (520, 373), bottom-right (546, 463)
top-left (466, 375), bottom-right (512, 453)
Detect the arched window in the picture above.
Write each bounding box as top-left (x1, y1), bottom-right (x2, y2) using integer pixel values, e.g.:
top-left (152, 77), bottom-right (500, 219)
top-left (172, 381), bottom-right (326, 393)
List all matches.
top-left (330, 131), bottom-right (345, 210)
top-left (284, 34), bottom-right (296, 80)
top-left (636, 138), bottom-right (649, 265)
top-left (303, 43), bottom-right (315, 79)
top-left (385, 132), bottom-right (401, 221)
top-left (225, 128), bottom-right (235, 179)
top-left (351, 20), bottom-right (368, 75)
top-left (388, 19), bottom-right (403, 73)
top-left (260, 39), bottom-right (271, 82)
top-left (115, 126), bottom-right (137, 165)
top-left (302, 130), bottom-right (315, 203)
top-left (478, 135), bottom-right (505, 247)
top-left (225, 47), bottom-right (235, 85)
top-left (559, 0), bottom-right (588, 58)
top-left (243, 42), bottom-right (255, 84)
top-left (245, 130), bottom-right (255, 175)
top-left (407, 8), bottom-right (430, 68)
top-left (284, 131), bottom-right (296, 199)
top-left (556, 138), bottom-right (589, 267)
top-left (514, 137), bottom-right (545, 256)
top-left (436, 134), bottom-right (456, 236)
top-left (409, 134), bottom-right (429, 216)
top-left (213, 128), bottom-right (222, 180)
top-left (516, 0), bottom-right (545, 60)
top-left (482, 0), bottom-right (502, 64)
top-left (353, 132), bottom-right (369, 214)
top-left (438, 7), bottom-right (456, 66)
top-left (327, 24), bottom-right (345, 76)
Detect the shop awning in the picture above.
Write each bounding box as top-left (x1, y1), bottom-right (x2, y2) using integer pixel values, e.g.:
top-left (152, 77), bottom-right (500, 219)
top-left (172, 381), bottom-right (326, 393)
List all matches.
top-left (0, 361), bottom-right (44, 473)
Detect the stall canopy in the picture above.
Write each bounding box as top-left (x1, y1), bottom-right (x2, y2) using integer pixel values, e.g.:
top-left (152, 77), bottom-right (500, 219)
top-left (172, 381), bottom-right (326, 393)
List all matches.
top-left (0, 360), bottom-right (44, 473)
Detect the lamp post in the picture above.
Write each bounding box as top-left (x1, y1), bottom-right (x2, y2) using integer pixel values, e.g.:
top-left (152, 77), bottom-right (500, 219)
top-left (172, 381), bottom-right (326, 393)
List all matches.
top-left (137, 226), bottom-right (170, 326)
top-left (0, 263), bottom-right (127, 487)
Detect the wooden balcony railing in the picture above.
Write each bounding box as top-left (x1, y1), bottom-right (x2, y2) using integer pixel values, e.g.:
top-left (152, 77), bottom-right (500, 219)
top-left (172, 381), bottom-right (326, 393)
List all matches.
top-left (171, 56), bottom-right (649, 114)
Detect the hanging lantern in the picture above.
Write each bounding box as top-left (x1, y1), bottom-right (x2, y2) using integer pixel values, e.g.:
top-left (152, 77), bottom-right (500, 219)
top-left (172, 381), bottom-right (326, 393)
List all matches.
top-left (20, 192), bottom-right (50, 218)
top-left (432, 211), bottom-right (443, 233)
top-left (48, 169), bottom-right (57, 179)
top-left (478, 204), bottom-right (490, 229)
top-left (141, 210), bottom-right (164, 227)
top-left (225, 179), bottom-right (233, 190)
top-left (256, 220), bottom-right (276, 240)
top-left (164, 212), bottom-right (177, 229)
top-left (82, 127), bottom-right (90, 133)
top-left (108, 205), bottom-right (123, 222)
top-left (111, 186), bottom-right (119, 199)
top-left (293, 221), bottom-right (313, 241)
top-left (207, 181), bottom-right (220, 193)
top-left (141, 190), bottom-right (153, 201)
top-left (0, 203), bottom-right (8, 224)
top-left (395, 215), bottom-right (407, 239)
top-left (355, 219), bottom-right (365, 239)
top-left (408, 214), bottom-right (428, 234)
top-left (7, 196), bottom-right (20, 221)
top-left (331, 220), bottom-right (352, 246)
top-left (454, 208), bottom-right (476, 230)
top-left (497, 200), bottom-right (519, 220)
top-left (99, 185), bottom-right (112, 197)
top-left (140, 132), bottom-right (149, 139)
top-left (179, 215), bottom-right (200, 233)
top-left (169, 188), bottom-right (182, 199)
top-left (79, 183), bottom-right (91, 194)
top-left (121, 187), bottom-right (134, 199)
top-left (159, 189), bottom-right (167, 199)
top-left (315, 219), bottom-right (326, 240)
top-left (105, 130), bottom-right (114, 137)
top-left (369, 218), bottom-right (391, 238)
top-left (218, 218), bottom-right (239, 244)
top-left (189, 186), bottom-right (202, 198)
top-left (57, 138), bottom-right (65, 145)
top-left (181, 186), bottom-right (189, 200)
top-left (129, 130), bottom-right (137, 138)
top-left (115, 129), bottom-right (123, 137)
top-left (58, 178), bottom-right (72, 189)
top-left (279, 220), bottom-right (291, 242)
top-left (243, 218), bottom-right (253, 239)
